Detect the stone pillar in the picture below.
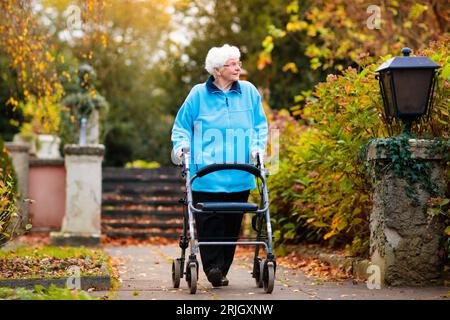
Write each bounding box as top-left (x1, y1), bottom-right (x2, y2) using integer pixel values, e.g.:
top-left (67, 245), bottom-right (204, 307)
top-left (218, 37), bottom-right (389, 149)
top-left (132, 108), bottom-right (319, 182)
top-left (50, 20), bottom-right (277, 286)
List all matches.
top-left (5, 142), bottom-right (30, 230)
top-left (366, 138), bottom-right (448, 286)
top-left (51, 144), bottom-right (104, 246)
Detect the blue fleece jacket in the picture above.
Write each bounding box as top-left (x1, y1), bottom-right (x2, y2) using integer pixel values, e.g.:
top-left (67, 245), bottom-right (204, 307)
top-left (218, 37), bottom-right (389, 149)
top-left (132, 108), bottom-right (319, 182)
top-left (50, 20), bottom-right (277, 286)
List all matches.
top-left (171, 76), bottom-right (268, 192)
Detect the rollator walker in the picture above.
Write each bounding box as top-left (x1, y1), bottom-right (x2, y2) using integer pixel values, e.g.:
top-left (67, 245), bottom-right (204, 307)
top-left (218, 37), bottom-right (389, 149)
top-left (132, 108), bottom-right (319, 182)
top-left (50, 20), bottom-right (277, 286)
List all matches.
top-left (171, 147), bottom-right (276, 294)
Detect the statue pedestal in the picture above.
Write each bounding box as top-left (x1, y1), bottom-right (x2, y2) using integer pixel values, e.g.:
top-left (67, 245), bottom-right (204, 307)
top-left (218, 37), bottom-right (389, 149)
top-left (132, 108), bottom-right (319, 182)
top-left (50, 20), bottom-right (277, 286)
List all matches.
top-left (51, 144), bottom-right (104, 246)
top-left (365, 138), bottom-right (448, 286)
top-left (36, 134), bottom-right (61, 159)
top-left (86, 109), bottom-right (100, 144)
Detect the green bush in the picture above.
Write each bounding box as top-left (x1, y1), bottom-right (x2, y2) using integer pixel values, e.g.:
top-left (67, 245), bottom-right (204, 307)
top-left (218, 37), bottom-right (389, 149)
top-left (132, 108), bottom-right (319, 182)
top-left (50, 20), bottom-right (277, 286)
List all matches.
top-left (269, 40), bottom-right (449, 256)
top-left (0, 137), bottom-right (18, 247)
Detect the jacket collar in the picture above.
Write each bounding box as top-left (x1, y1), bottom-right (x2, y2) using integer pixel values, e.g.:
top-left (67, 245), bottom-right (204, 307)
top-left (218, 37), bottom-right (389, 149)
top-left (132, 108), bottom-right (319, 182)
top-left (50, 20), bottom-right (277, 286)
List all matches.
top-left (206, 75), bottom-right (241, 94)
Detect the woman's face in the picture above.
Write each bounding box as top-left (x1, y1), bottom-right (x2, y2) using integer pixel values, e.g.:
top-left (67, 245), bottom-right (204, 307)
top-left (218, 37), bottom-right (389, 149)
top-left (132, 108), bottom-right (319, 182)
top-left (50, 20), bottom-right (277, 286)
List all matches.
top-left (217, 57), bottom-right (241, 82)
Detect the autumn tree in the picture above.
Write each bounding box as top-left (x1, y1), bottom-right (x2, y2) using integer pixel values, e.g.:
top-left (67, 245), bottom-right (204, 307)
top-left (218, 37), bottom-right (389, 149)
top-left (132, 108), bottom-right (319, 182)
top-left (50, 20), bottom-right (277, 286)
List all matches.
top-left (262, 0), bottom-right (449, 74)
top-left (1, 0), bottom-right (174, 165)
top-left (0, 0), bottom-right (106, 244)
top-left (0, 0), bottom-right (106, 137)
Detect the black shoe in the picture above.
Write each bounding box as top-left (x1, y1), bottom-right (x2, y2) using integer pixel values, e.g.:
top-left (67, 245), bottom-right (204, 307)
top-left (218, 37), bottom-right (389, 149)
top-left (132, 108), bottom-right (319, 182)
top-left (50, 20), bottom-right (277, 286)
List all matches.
top-left (221, 276), bottom-right (229, 286)
top-left (207, 268), bottom-right (223, 287)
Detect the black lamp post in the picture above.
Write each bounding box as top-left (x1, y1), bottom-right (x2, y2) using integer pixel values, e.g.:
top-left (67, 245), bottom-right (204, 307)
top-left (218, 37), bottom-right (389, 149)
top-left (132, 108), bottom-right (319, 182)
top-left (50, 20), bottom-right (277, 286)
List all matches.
top-left (375, 47), bottom-right (441, 134)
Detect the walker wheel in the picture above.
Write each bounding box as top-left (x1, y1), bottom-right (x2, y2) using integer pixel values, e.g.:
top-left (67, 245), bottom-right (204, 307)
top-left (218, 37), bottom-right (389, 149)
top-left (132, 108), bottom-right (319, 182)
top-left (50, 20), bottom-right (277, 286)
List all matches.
top-left (187, 263), bottom-right (197, 294)
top-left (254, 258), bottom-right (264, 288)
top-left (263, 261), bottom-right (275, 294)
top-left (172, 259), bottom-right (181, 288)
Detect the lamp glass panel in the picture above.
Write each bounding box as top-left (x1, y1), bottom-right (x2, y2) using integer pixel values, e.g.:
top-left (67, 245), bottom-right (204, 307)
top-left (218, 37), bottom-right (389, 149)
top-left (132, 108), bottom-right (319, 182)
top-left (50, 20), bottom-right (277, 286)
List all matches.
top-left (392, 69), bottom-right (433, 116)
top-left (380, 72), bottom-right (395, 117)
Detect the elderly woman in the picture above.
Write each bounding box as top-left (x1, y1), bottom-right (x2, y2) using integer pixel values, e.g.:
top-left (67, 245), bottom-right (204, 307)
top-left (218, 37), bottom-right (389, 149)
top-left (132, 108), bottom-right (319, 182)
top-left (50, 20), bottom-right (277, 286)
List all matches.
top-left (171, 44), bottom-right (268, 287)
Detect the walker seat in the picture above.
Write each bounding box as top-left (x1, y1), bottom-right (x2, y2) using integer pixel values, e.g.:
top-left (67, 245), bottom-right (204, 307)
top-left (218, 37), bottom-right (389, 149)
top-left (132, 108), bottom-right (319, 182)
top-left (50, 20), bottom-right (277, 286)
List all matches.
top-left (196, 202), bottom-right (259, 212)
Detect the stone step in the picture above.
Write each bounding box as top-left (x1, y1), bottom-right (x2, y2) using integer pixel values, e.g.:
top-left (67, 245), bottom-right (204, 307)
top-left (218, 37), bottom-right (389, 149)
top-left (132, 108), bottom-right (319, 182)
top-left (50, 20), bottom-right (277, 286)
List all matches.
top-left (103, 176), bottom-right (183, 184)
top-left (102, 194), bottom-right (181, 200)
top-left (103, 167), bottom-right (182, 181)
top-left (103, 167), bottom-right (180, 176)
top-left (101, 209), bottom-right (183, 219)
top-left (102, 230), bottom-right (180, 239)
top-left (101, 167), bottom-right (185, 240)
top-left (102, 198), bottom-right (182, 206)
top-left (103, 182), bottom-right (184, 193)
top-left (102, 188), bottom-right (184, 197)
top-left (102, 221), bottom-right (182, 229)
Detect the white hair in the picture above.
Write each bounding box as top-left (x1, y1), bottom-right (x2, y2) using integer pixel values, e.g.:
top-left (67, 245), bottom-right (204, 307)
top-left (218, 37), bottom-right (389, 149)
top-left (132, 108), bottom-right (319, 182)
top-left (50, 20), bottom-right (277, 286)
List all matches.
top-left (205, 44), bottom-right (241, 75)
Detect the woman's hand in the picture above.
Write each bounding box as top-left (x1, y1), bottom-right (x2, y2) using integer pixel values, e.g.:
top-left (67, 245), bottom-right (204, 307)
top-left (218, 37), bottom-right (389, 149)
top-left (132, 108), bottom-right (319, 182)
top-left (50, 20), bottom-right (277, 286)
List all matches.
top-left (250, 148), bottom-right (264, 164)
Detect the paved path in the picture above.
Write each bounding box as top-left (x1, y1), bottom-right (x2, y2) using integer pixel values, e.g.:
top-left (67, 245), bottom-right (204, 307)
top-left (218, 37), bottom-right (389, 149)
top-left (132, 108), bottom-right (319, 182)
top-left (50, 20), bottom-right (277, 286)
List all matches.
top-left (98, 245), bottom-right (449, 300)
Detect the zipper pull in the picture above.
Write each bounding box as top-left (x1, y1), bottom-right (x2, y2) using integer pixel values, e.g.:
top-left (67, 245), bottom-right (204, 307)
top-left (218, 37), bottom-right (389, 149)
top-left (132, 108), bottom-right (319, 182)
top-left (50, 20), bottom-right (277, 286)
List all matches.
top-left (226, 97), bottom-right (229, 107)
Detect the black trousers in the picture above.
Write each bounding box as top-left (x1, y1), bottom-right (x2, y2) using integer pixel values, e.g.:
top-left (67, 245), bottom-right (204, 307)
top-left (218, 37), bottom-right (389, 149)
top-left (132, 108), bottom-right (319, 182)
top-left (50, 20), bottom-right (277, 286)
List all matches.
top-left (192, 190), bottom-right (250, 276)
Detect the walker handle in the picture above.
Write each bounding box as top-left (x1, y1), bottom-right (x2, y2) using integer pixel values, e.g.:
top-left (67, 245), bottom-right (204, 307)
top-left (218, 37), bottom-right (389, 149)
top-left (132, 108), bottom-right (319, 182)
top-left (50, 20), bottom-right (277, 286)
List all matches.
top-left (195, 163), bottom-right (262, 178)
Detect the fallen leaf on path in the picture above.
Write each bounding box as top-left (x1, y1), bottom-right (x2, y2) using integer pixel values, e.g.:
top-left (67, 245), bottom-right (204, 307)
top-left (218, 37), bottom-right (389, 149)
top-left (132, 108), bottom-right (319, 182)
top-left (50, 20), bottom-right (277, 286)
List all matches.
top-left (101, 236), bottom-right (178, 247)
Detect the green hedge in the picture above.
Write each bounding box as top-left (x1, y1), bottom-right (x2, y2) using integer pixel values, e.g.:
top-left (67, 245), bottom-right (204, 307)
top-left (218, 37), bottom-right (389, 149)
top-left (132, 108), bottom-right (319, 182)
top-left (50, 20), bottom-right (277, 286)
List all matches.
top-left (268, 40), bottom-right (449, 256)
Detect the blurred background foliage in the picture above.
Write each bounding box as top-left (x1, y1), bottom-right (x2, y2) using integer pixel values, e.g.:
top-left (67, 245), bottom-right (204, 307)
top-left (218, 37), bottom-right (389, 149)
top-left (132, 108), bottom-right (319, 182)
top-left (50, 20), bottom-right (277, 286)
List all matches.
top-left (0, 0), bottom-right (448, 254)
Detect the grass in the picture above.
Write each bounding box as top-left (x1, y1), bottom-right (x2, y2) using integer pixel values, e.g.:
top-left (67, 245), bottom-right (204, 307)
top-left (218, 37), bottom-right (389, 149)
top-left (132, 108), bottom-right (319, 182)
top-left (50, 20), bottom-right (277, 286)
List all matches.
top-left (0, 245), bottom-right (105, 260)
top-left (104, 255), bottom-right (120, 298)
top-left (0, 285), bottom-right (99, 300)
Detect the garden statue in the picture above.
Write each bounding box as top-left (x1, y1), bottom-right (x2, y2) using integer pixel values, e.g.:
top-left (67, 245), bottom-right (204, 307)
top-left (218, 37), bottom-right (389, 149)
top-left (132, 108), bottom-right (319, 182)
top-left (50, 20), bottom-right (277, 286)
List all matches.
top-left (61, 63), bottom-right (108, 145)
